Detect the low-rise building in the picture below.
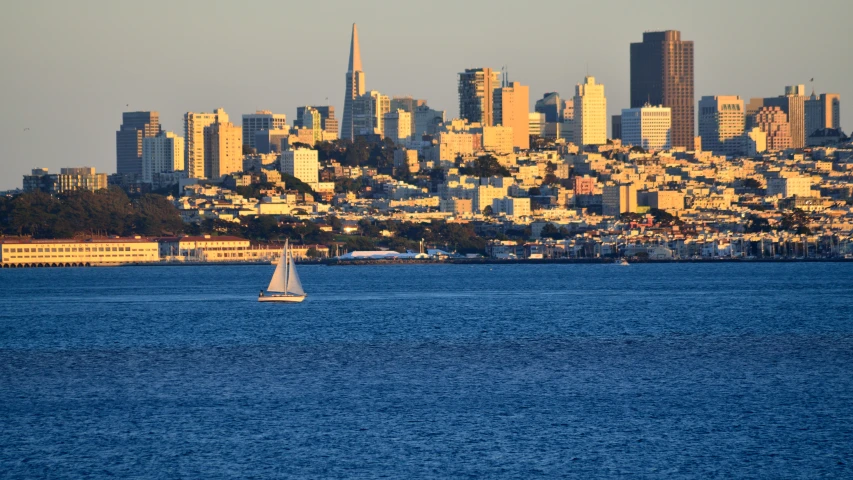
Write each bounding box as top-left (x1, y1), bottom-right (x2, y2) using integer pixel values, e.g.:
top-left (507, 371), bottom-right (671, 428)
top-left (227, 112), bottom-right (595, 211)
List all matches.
top-left (0, 237), bottom-right (159, 267)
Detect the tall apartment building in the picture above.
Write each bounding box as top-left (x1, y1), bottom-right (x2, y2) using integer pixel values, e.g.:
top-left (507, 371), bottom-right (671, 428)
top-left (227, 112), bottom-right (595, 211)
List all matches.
top-left (621, 105), bottom-right (672, 151)
top-left (203, 121), bottom-right (242, 179)
top-left (763, 85), bottom-right (806, 148)
top-left (341, 24), bottom-right (365, 140)
top-left (603, 183), bottom-right (638, 216)
top-left (698, 96), bottom-right (745, 157)
top-left (184, 108), bottom-right (229, 179)
top-left (481, 126), bottom-right (514, 155)
top-left (573, 76), bottom-right (607, 146)
top-left (353, 90), bottom-right (390, 137)
top-left (23, 167), bottom-right (108, 194)
top-left (753, 106), bottom-right (792, 152)
top-left (282, 148), bottom-right (319, 187)
top-left (493, 81), bottom-right (530, 150)
top-left (241, 111), bottom-right (287, 149)
top-left (142, 131), bottom-right (184, 183)
top-left (458, 67), bottom-right (501, 126)
top-left (116, 111), bottom-right (160, 176)
top-left (630, 31), bottom-right (694, 150)
top-left (383, 110), bottom-right (412, 144)
top-left (295, 106), bottom-right (338, 138)
top-left (805, 92), bottom-right (841, 137)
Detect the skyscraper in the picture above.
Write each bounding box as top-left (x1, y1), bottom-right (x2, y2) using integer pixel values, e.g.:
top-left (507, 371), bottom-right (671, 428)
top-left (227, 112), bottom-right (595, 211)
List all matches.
top-left (296, 106), bottom-right (338, 138)
top-left (698, 96), bottom-right (745, 157)
top-left (184, 109), bottom-right (228, 179)
top-left (116, 111), bottom-right (160, 176)
top-left (753, 106), bottom-right (792, 152)
top-left (630, 31), bottom-right (694, 150)
top-left (764, 86), bottom-right (806, 149)
top-left (142, 131), bottom-right (184, 184)
top-left (352, 91), bottom-right (390, 137)
top-left (341, 24), bottom-right (365, 141)
top-left (573, 76), bottom-right (607, 147)
top-left (203, 121), bottom-right (242, 179)
top-left (241, 111), bottom-right (287, 149)
top-left (493, 81), bottom-right (530, 150)
top-left (458, 68), bottom-right (501, 126)
top-left (535, 92), bottom-right (562, 123)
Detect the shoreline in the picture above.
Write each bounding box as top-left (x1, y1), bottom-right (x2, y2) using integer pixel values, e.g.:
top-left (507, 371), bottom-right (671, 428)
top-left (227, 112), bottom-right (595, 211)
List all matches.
top-left (4, 257), bottom-right (853, 269)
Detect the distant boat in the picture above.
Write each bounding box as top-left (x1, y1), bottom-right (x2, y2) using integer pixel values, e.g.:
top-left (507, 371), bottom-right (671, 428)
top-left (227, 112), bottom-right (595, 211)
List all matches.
top-left (259, 240), bottom-right (306, 303)
top-left (617, 258), bottom-right (630, 266)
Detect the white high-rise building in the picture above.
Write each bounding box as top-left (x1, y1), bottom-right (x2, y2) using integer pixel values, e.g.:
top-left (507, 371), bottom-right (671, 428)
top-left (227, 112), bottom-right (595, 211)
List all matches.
top-left (184, 108), bottom-right (228, 179)
top-left (573, 76), bottom-right (607, 146)
top-left (241, 111), bottom-right (287, 149)
top-left (698, 96), bottom-right (745, 157)
top-left (281, 148), bottom-right (319, 187)
top-left (383, 110), bottom-right (412, 144)
top-left (621, 105), bottom-right (672, 151)
top-left (142, 131), bottom-right (184, 183)
top-left (353, 90), bottom-right (390, 136)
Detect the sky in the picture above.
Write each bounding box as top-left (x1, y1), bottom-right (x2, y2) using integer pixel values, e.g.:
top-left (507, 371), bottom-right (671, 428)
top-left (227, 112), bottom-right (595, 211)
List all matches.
top-left (0, 0), bottom-right (850, 190)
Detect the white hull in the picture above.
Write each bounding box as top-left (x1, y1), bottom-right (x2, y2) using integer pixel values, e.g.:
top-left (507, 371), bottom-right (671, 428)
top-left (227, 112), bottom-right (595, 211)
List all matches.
top-left (258, 294), bottom-right (307, 303)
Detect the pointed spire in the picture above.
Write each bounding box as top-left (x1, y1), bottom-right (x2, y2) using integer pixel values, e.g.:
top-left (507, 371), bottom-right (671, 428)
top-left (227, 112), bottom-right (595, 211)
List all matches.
top-left (348, 23), bottom-right (362, 73)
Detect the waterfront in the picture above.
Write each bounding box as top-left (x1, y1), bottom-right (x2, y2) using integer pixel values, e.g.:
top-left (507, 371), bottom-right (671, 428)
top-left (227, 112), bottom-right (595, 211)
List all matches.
top-left (1, 264), bottom-right (852, 477)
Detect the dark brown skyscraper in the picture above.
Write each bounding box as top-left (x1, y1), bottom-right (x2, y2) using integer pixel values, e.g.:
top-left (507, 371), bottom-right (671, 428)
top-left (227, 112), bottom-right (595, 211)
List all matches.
top-left (116, 111), bottom-right (160, 176)
top-left (630, 31), bottom-right (694, 150)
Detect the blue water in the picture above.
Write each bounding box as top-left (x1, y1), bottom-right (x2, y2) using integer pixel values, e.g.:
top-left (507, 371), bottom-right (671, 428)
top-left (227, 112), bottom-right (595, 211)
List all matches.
top-left (1, 263), bottom-right (852, 478)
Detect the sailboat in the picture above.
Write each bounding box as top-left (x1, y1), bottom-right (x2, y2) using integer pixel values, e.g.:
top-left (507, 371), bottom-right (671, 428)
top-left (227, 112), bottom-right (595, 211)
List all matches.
top-left (259, 240), bottom-right (307, 303)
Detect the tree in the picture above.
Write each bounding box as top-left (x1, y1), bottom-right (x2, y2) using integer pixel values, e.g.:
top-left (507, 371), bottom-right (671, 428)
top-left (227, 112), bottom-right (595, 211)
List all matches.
top-left (458, 155), bottom-right (511, 177)
top-left (482, 205), bottom-right (494, 216)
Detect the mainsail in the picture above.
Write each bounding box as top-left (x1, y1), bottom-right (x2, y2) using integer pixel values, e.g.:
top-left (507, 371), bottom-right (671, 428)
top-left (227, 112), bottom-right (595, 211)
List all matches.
top-left (285, 250), bottom-right (306, 296)
top-left (267, 248), bottom-right (287, 293)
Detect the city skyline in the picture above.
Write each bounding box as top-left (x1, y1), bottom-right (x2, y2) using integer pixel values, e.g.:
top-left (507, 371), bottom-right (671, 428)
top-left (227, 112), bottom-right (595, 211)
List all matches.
top-left (1, 0), bottom-right (850, 190)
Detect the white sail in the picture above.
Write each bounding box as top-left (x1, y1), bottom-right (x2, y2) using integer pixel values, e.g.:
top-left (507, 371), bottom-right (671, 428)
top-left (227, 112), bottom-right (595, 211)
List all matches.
top-left (266, 245), bottom-right (287, 293)
top-left (285, 250), bottom-right (306, 296)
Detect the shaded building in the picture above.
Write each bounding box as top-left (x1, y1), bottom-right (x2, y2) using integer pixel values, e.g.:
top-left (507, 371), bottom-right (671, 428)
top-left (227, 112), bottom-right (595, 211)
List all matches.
top-left (611, 115), bottom-right (622, 140)
top-left (535, 92), bottom-right (562, 123)
top-left (413, 105), bottom-right (446, 137)
top-left (353, 91), bottom-right (390, 137)
top-left (341, 24), bottom-right (365, 140)
top-left (295, 106), bottom-right (338, 138)
top-left (630, 31), bottom-right (694, 150)
top-left (116, 111), bottom-right (160, 176)
top-left (621, 104), bottom-right (671, 151)
top-left (458, 67), bottom-right (501, 126)
top-left (698, 95), bottom-right (745, 157)
top-left (23, 167), bottom-right (108, 194)
top-left (805, 92), bottom-right (841, 137)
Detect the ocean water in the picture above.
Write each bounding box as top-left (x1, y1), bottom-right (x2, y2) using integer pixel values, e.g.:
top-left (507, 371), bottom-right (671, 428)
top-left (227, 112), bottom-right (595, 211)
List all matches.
top-left (1, 263), bottom-right (852, 478)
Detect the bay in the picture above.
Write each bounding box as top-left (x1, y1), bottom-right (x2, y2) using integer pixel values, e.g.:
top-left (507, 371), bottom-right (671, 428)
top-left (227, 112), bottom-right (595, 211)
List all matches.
top-left (1, 264), bottom-right (851, 478)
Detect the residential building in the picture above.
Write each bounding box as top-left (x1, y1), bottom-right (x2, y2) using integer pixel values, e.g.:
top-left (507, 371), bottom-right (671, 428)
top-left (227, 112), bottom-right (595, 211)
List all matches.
top-left (621, 104), bottom-right (672, 151)
top-left (602, 183), bottom-right (638, 216)
top-left (492, 197), bottom-right (531, 217)
top-left (184, 108), bottom-right (229, 179)
top-left (341, 23), bottom-right (366, 140)
top-left (648, 190), bottom-right (684, 211)
top-left (473, 184), bottom-right (507, 213)
top-left (282, 148), bottom-right (319, 187)
top-left (390, 96), bottom-right (426, 134)
top-left (573, 76), bottom-right (607, 146)
top-left (255, 128), bottom-right (291, 154)
top-left (23, 167), bottom-right (108, 194)
top-left (630, 30), bottom-right (694, 150)
top-left (458, 67), bottom-right (501, 126)
top-left (116, 111), bottom-right (160, 176)
top-left (142, 131), bottom-right (184, 183)
top-left (767, 175), bottom-right (812, 198)
top-left (393, 149), bottom-right (419, 173)
top-left (481, 126), bottom-right (514, 155)
top-left (698, 96), bottom-right (745, 157)
top-left (753, 107), bottom-right (792, 152)
top-left (493, 81), bottom-right (530, 149)
top-left (203, 121), bottom-right (242, 179)
top-left (353, 90), bottom-right (390, 136)
top-left (383, 110), bottom-right (412, 143)
top-left (296, 106), bottom-right (338, 138)
top-left (241, 111), bottom-right (287, 149)
top-left (745, 127), bottom-right (767, 156)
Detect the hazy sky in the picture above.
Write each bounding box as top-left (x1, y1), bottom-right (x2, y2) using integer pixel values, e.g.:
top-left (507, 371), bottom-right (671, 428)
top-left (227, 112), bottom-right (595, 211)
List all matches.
top-left (1, 0), bottom-right (850, 190)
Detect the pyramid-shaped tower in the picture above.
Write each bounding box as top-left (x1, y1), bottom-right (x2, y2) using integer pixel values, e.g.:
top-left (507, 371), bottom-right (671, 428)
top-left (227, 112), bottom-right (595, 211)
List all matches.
top-left (341, 24), bottom-right (365, 141)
